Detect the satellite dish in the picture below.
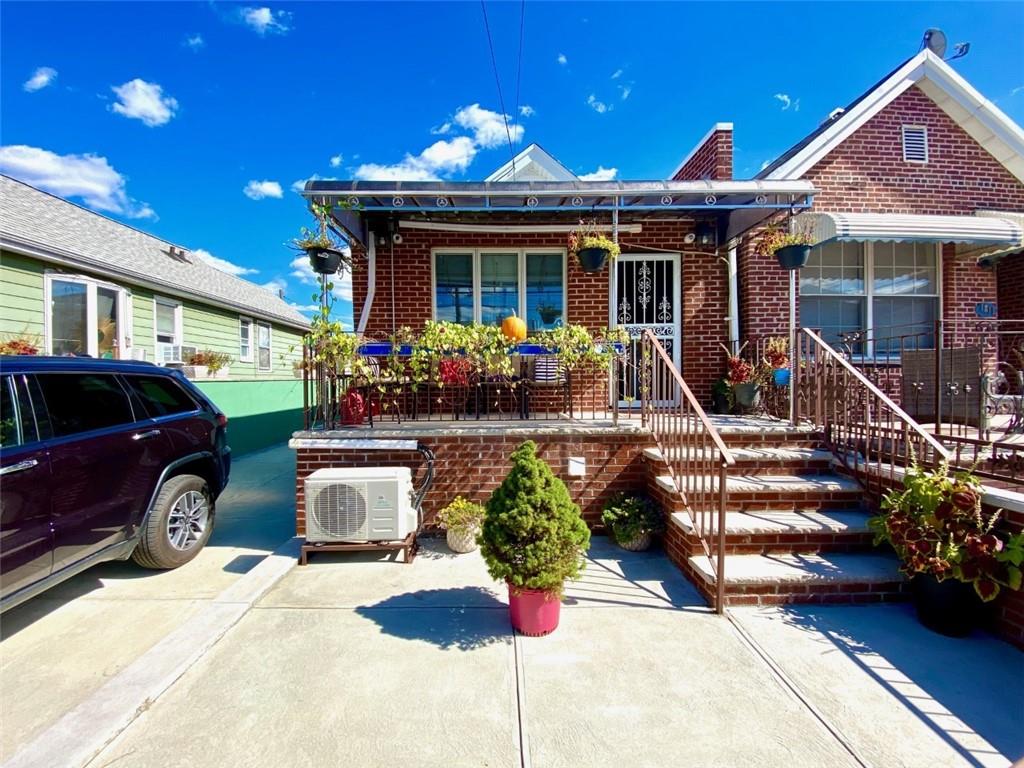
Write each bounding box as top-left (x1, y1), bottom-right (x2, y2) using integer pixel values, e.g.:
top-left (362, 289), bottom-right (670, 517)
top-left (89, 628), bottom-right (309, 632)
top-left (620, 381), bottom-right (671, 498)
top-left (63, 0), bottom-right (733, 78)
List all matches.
top-left (923, 28), bottom-right (947, 58)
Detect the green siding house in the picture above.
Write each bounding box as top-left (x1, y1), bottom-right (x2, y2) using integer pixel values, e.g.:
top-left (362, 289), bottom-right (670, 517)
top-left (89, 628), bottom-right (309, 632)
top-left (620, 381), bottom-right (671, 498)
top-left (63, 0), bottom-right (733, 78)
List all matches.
top-left (0, 175), bottom-right (310, 455)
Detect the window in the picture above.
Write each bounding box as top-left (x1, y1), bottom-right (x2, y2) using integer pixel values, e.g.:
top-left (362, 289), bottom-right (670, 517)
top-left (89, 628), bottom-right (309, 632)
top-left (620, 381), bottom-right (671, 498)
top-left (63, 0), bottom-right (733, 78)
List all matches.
top-left (36, 374), bottom-right (135, 437)
top-left (124, 376), bottom-right (198, 417)
top-left (256, 322), bottom-right (272, 372)
top-left (239, 318), bottom-right (253, 363)
top-left (799, 241), bottom-right (939, 353)
top-left (154, 297), bottom-right (183, 363)
top-left (433, 249), bottom-right (566, 331)
top-left (0, 376), bottom-right (21, 448)
top-left (46, 275), bottom-right (127, 358)
top-left (902, 125), bottom-right (928, 163)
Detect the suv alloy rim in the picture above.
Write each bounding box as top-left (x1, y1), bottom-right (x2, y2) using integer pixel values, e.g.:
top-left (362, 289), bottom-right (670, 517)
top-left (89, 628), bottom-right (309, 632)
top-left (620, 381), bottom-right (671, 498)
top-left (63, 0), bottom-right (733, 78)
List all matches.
top-left (166, 490), bottom-right (209, 550)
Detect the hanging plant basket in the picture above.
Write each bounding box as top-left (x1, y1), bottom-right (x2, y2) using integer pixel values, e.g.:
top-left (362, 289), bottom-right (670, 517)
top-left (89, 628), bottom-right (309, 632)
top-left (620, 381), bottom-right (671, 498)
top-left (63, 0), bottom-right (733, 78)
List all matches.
top-left (576, 247), bottom-right (610, 273)
top-left (774, 244), bottom-right (811, 270)
top-left (306, 246), bottom-right (345, 275)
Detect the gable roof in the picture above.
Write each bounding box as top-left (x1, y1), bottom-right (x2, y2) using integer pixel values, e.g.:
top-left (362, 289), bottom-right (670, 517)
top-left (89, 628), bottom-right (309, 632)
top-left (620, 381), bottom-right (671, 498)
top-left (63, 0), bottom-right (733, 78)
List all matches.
top-left (757, 49), bottom-right (1024, 183)
top-left (485, 143), bottom-right (577, 182)
top-left (0, 175), bottom-right (308, 330)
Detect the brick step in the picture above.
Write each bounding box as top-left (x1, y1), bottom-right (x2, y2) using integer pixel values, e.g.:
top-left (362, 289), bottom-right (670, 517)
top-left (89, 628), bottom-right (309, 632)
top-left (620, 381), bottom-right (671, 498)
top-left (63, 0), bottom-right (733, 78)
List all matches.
top-left (654, 472), bottom-right (863, 511)
top-left (670, 509), bottom-right (874, 554)
top-left (644, 445), bottom-right (834, 475)
top-left (687, 552), bottom-right (906, 606)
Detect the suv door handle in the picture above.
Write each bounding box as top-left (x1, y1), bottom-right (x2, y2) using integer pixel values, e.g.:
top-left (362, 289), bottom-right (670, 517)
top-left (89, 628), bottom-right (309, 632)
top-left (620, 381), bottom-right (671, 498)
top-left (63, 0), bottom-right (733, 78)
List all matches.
top-left (132, 429), bottom-right (162, 441)
top-left (1, 459), bottom-right (39, 476)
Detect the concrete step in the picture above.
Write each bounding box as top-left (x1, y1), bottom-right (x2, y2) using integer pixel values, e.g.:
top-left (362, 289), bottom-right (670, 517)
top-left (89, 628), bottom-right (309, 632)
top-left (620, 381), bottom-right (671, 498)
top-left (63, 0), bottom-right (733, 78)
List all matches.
top-left (644, 445), bottom-right (833, 475)
top-left (670, 509), bottom-right (874, 555)
top-left (655, 471), bottom-right (864, 511)
top-left (687, 552), bottom-right (906, 606)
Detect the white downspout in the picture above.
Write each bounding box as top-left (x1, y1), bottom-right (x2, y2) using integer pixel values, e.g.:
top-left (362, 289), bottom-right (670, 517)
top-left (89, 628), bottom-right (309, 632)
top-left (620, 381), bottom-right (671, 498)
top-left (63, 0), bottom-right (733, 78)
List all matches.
top-left (727, 243), bottom-right (739, 353)
top-left (356, 231), bottom-right (376, 335)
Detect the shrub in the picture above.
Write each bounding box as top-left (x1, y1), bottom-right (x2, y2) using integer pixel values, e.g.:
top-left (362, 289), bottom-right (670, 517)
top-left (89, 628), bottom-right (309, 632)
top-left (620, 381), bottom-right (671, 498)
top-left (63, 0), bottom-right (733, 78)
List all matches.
top-left (436, 496), bottom-right (485, 533)
top-left (601, 493), bottom-right (664, 544)
top-left (479, 441), bottom-right (590, 595)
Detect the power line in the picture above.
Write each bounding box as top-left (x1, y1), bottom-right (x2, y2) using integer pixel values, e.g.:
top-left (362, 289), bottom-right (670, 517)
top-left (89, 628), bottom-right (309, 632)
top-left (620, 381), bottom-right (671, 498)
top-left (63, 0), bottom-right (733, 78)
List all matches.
top-left (480, 0), bottom-right (517, 173)
top-left (511, 0), bottom-right (526, 172)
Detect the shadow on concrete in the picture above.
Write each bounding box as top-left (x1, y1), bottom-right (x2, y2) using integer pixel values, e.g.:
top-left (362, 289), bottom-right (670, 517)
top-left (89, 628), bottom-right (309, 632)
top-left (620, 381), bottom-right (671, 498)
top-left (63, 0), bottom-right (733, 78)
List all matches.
top-left (355, 587), bottom-right (511, 651)
top-left (776, 604), bottom-right (1024, 766)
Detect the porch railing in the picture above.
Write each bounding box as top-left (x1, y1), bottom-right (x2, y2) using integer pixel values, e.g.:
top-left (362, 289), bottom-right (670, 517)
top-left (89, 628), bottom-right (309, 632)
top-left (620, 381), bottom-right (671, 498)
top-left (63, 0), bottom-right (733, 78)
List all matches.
top-left (795, 328), bottom-right (951, 496)
top-left (641, 329), bottom-right (734, 612)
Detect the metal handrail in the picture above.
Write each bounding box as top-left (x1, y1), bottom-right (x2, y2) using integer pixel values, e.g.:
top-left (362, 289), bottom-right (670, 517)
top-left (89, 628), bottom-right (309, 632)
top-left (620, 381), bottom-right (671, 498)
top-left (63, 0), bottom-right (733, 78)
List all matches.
top-left (641, 329), bottom-right (733, 612)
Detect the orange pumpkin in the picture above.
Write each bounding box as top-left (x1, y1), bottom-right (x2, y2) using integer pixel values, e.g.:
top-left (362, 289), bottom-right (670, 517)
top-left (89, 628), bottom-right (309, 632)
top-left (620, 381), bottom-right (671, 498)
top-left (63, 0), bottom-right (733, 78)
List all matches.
top-left (501, 312), bottom-right (527, 343)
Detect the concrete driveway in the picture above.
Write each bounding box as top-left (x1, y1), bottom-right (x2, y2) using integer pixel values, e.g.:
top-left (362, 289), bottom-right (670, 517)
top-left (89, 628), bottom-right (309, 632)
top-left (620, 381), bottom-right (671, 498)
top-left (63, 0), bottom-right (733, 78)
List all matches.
top-left (0, 444), bottom-right (298, 761)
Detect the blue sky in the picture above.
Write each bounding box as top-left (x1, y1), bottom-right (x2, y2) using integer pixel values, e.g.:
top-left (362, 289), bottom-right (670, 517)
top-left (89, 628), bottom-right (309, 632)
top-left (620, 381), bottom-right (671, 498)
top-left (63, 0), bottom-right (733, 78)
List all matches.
top-left (2, 2), bottom-right (1023, 329)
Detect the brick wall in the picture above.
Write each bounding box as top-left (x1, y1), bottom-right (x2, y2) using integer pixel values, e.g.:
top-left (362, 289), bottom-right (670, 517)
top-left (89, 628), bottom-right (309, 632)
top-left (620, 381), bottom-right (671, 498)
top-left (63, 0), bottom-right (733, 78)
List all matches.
top-left (351, 221), bottom-right (729, 404)
top-left (294, 430), bottom-right (655, 534)
top-left (672, 125), bottom-right (733, 181)
top-left (994, 507), bottom-right (1024, 650)
top-left (997, 254), bottom-right (1024, 322)
top-left (740, 85), bottom-right (1024, 341)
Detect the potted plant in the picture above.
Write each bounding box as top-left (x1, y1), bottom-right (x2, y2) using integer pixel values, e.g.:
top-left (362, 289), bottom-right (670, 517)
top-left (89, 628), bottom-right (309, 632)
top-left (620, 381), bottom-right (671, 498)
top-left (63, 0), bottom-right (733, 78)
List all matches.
top-left (601, 492), bottom-right (664, 551)
top-left (763, 336), bottom-right (790, 387)
top-left (205, 350), bottom-right (231, 379)
top-left (754, 224), bottom-right (814, 270)
top-left (291, 201), bottom-right (352, 276)
top-left (720, 343), bottom-right (760, 411)
top-left (868, 462), bottom-right (1023, 637)
top-left (479, 440), bottom-right (591, 636)
top-left (537, 304), bottom-right (562, 326)
top-left (182, 350), bottom-right (210, 379)
top-left (437, 496), bottom-right (486, 554)
top-left (0, 335), bottom-right (40, 356)
top-left (711, 377), bottom-right (732, 414)
top-left (568, 220), bottom-right (621, 273)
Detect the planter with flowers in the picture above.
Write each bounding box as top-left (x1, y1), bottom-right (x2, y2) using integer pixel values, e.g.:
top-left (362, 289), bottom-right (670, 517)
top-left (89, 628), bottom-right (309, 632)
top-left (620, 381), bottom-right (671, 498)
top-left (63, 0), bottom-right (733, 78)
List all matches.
top-left (0, 336), bottom-right (40, 356)
top-left (868, 462), bottom-right (1023, 637)
top-left (183, 350), bottom-right (231, 379)
top-left (602, 492), bottom-right (664, 552)
top-left (755, 224), bottom-right (815, 270)
top-left (292, 201), bottom-right (352, 276)
top-left (437, 496), bottom-right (486, 554)
top-left (720, 343), bottom-right (768, 411)
top-left (568, 221), bottom-right (621, 273)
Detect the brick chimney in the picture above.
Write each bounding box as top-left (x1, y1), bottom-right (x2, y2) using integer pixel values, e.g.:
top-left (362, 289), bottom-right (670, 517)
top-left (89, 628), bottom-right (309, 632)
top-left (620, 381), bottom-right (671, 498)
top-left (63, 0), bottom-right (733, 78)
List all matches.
top-left (671, 123), bottom-right (733, 181)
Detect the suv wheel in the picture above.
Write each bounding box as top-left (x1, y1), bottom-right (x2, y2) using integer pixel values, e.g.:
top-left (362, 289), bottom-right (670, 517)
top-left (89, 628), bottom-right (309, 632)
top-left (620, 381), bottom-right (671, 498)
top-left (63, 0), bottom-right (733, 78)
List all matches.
top-left (132, 475), bottom-right (215, 569)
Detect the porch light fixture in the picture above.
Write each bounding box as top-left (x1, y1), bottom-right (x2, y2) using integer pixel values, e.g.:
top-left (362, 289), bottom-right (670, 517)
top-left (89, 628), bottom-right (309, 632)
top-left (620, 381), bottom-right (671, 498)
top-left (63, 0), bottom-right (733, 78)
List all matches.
top-left (695, 221), bottom-right (715, 246)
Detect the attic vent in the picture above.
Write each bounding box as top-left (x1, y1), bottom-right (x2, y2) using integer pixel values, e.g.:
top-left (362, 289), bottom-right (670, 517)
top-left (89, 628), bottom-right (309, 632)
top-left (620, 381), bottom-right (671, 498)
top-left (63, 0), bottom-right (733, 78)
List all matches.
top-left (902, 125), bottom-right (928, 163)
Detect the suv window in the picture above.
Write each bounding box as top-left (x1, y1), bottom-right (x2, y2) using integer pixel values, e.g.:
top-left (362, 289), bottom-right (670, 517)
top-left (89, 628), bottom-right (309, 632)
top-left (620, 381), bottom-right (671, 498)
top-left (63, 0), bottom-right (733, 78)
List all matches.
top-left (36, 373), bottom-right (136, 437)
top-left (124, 375), bottom-right (198, 417)
top-left (0, 376), bottom-right (21, 448)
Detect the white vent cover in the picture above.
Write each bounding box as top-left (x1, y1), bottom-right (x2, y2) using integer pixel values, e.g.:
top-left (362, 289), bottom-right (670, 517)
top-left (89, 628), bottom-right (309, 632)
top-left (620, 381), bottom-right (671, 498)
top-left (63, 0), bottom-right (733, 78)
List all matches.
top-left (304, 467), bottom-right (415, 543)
top-left (902, 126), bottom-right (928, 163)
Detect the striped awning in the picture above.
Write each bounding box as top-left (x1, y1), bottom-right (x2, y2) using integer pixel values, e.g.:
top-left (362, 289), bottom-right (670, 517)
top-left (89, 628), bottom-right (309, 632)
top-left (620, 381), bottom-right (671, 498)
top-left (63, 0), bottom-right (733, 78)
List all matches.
top-left (794, 211), bottom-right (1024, 246)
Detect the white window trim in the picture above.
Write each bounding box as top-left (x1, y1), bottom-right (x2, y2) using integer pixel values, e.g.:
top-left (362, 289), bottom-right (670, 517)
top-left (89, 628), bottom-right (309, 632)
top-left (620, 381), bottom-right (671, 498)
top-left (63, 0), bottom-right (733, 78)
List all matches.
top-left (43, 272), bottom-right (130, 358)
top-left (800, 242), bottom-right (943, 356)
top-left (256, 320), bottom-right (272, 372)
top-left (239, 316), bottom-right (254, 363)
top-left (153, 296), bottom-right (184, 363)
top-left (901, 124), bottom-right (929, 163)
top-left (430, 247), bottom-right (568, 326)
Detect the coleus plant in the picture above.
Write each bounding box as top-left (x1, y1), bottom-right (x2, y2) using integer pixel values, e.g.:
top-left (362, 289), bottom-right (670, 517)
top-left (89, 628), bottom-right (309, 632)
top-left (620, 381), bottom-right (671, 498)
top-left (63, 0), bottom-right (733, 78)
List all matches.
top-left (868, 462), bottom-right (1024, 601)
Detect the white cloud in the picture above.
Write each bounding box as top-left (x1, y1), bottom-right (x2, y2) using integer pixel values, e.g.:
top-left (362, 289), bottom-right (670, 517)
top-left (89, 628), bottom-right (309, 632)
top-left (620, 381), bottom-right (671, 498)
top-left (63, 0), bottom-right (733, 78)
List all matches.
top-left (611, 69), bottom-right (623, 80)
top-left (557, 53), bottom-right (567, 65)
top-left (774, 93), bottom-right (799, 112)
top-left (260, 277), bottom-right (289, 296)
top-left (1012, 85), bottom-right (1024, 97)
top-left (619, 85), bottom-right (632, 100)
top-left (353, 160), bottom-right (439, 182)
top-left (244, 179), bottom-right (283, 199)
top-left (419, 136), bottom-right (477, 173)
top-left (193, 248), bottom-right (258, 276)
top-left (183, 33), bottom-right (205, 50)
top-left (290, 174), bottom-right (335, 193)
top-left (0, 144), bottom-right (156, 219)
top-left (587, 94), bottom-right (612, 114)
top-left (24, 67), bottom-right (57, 92)
top-left (519, 105), bottom-right (535, 117)
top-left (329, 154), bottom-right (343, 167)
top-left (578, 165), bottom-right (618, 181)
top-left (453, 103), bottom-right (523, 148)
top-left (241, 6), bottom-right (291, 35)
top-left (431, 121), bottom-right (452, 135)
top-left (110, 79), bottom-right (178, 127)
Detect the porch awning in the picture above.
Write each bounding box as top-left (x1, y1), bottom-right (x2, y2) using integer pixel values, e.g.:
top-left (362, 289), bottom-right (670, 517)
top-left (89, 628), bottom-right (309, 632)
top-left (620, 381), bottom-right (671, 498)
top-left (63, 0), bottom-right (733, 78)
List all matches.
top-left (794, 211), bottom-right (1024, 246)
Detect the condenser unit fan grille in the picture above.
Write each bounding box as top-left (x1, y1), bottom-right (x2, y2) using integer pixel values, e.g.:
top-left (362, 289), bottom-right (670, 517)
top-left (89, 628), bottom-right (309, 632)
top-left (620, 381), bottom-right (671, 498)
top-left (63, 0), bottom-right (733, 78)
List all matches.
top-left (310, 482), bottom-right (367, 538)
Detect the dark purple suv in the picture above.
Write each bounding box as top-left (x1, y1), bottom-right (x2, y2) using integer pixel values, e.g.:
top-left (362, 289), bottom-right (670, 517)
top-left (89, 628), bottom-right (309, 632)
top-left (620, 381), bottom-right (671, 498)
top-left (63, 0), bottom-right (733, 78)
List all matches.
top-left (0, 357), bottom-right (231, 612)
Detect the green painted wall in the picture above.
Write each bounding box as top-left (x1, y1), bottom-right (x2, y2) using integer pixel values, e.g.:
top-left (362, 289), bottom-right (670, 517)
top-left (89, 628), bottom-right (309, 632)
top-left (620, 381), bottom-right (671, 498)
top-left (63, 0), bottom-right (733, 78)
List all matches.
top-left (193, 379), bottom-right (304, 455)
top-left (0, 250), bottom-right (46, 343)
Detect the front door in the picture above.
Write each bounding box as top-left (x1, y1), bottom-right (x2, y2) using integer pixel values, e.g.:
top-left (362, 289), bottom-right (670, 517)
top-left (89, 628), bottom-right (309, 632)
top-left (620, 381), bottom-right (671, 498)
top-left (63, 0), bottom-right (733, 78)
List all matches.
top-left (613, 253), bottom-right (681, 406)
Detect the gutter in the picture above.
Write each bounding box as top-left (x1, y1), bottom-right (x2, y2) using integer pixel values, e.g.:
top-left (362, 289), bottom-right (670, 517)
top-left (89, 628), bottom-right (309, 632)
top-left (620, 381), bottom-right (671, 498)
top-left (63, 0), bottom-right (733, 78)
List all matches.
top-left (356, 231), bottom-right (376, 335)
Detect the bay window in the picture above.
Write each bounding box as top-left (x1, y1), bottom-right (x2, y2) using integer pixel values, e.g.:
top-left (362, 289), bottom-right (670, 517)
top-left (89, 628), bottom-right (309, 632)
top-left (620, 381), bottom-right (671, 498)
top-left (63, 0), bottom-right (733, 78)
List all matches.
top-left (799, 241), bottom-right (939, 354)
top-left (433, 249), bottom-right (566, 331)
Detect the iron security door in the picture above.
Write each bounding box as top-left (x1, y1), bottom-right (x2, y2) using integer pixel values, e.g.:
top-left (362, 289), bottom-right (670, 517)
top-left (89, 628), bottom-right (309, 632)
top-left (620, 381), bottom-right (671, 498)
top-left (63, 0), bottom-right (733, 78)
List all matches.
top-left (614, 254), bottom-right (681, 406)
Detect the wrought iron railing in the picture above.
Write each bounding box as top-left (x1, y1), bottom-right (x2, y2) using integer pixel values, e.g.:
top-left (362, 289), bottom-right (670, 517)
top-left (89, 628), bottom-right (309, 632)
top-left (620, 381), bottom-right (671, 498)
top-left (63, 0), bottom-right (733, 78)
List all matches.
top-left (795, 328), bottom-right (951, 496)
top-left (641, 329), bottom-right (734, 613)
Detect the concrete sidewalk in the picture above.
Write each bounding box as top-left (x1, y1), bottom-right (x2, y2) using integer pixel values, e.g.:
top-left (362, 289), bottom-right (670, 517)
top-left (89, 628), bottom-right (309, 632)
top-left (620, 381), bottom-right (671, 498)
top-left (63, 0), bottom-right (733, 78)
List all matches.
top-left (0, 444), bottom-right (298, 761)
top-left (86, 539), bottom-right (862, 768)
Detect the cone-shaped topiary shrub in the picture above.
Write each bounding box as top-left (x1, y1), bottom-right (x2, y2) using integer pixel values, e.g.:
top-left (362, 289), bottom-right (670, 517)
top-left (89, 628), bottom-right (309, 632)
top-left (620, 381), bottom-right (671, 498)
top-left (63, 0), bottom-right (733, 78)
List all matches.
top-left (479, 440), bottom-right (591, 595)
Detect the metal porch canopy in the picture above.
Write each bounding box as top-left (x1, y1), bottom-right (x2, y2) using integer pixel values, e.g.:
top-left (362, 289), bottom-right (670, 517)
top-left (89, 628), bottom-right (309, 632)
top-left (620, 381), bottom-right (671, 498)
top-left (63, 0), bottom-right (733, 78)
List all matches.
top-left (794, 211), bottom-right (1024, 246)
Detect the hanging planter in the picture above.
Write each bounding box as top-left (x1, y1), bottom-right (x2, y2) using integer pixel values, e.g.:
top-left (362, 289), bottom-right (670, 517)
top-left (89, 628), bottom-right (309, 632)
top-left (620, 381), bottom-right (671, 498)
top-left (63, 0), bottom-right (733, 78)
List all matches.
top-left (775, 244), bottom-right (811, 270)
top-left (568, 220), bottom-right (621, 274)
top-left (306, 246), bottom-right (347, 276)
top-left (291, 202), bottom-right (353, 277)
top-left (755, 223), bottom-right (815, 271)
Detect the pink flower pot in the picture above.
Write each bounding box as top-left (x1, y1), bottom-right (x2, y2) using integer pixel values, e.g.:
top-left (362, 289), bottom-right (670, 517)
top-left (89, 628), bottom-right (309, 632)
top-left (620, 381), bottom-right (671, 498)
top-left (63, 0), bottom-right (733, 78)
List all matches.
top-left (507, 584), bottom-right (561, 636)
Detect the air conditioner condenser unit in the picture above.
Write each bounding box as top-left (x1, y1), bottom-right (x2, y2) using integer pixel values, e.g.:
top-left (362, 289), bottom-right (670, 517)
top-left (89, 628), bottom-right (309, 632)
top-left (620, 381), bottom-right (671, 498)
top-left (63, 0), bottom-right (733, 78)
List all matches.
top-left (304, 467), bottom-right (416, 543)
